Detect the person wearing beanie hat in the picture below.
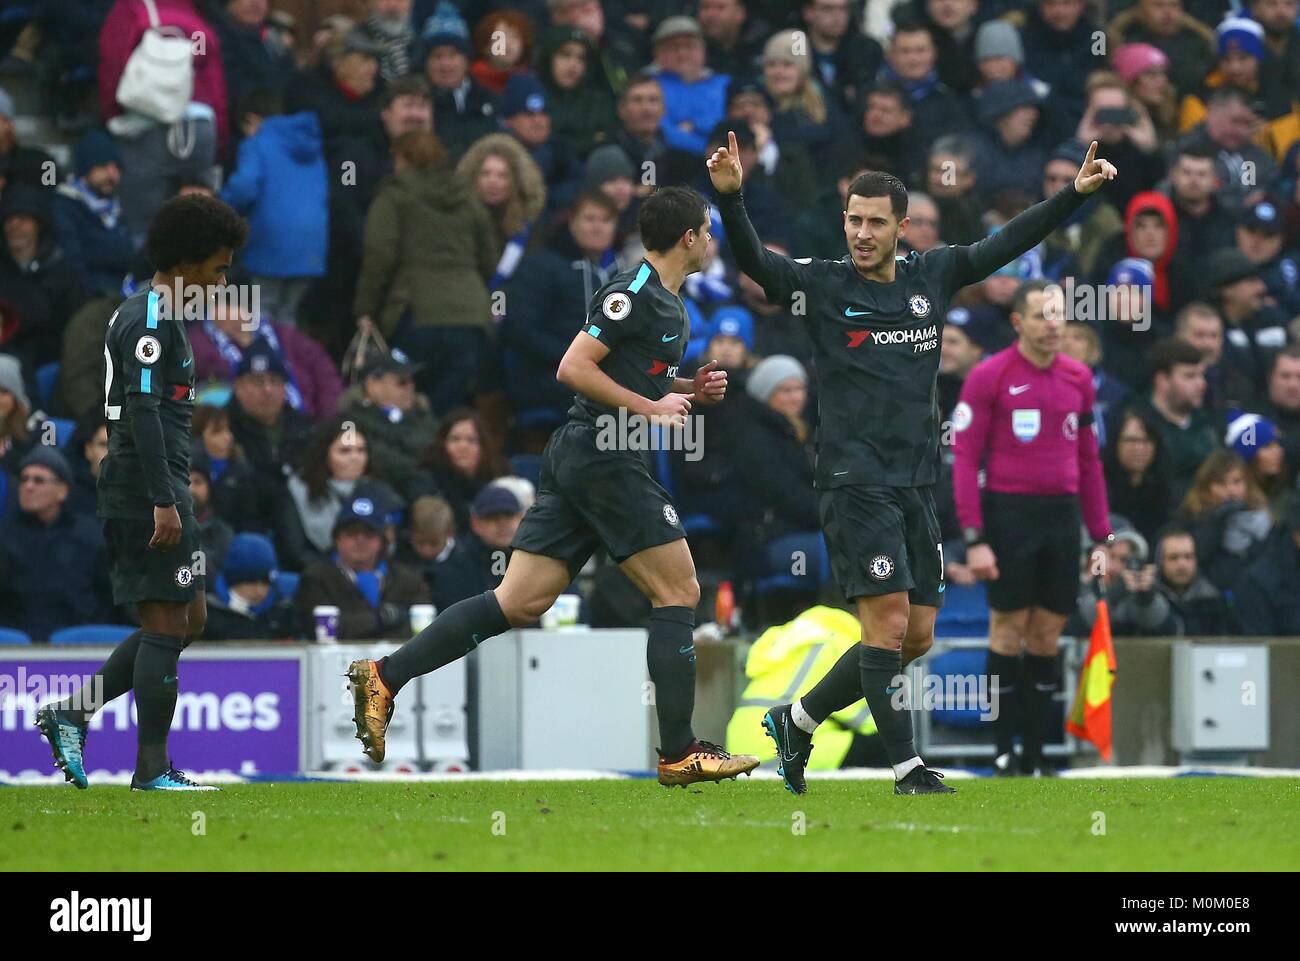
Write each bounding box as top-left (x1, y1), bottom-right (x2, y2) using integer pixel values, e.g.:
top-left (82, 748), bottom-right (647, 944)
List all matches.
top-left (0, 441), bottom-right (112, 642)
top-left (537, 24), bottom-right (617, 161)
top-left (500, 73), bottom-right (568, 185)
top-left (584, 143), bottom-right (634, 190)
top-left (1226, 410), bottom-right (1289, 503)
top-left (420, 2), bottom-right (497, 157)
top-left (53, 129), bottom-right (135, 296)
top-left (205, 532), bottom-right (298, 641)
top-left (1178, 17), bottom-right (1272, 133)
top-left (1111, 43), bottom-right (1169, 86)
top-left (745, 353), bottom-right (806, 406)
top-left (727, 348), bottom-right (822, 621)
top-left (760, 28), bottom-right (840, 153)
top-left (974, 21), bottom-right (1024, 84)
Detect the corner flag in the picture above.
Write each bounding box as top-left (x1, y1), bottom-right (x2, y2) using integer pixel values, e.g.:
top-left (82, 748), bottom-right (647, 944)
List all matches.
top-left (1066, 591), bottom-right (1117, 760)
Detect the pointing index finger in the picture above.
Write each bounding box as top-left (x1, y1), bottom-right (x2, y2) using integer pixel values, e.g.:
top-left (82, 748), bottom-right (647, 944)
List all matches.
top-left (1085, 140), bottom-right (1098, 165)
top-left (728, 129), bottom-right (738, 155)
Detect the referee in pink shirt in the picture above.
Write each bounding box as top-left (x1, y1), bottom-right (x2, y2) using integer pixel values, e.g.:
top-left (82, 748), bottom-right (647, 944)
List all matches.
top-left (952, 279), bottom-right (1113, 776)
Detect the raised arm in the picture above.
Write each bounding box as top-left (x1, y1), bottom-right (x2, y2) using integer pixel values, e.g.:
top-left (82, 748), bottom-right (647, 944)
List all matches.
top-left (710, 130), bottom-right (818, 306)
top-left (950, 140), bottom-right (1117, 291)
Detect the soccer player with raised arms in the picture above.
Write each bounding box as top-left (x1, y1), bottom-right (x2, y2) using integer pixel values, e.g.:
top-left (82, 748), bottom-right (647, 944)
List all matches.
top-left (708, 131), bottom-right (1116, 795)
top-left (347, 186), bottom-right (761, 787)
top-left (37, 194), bottom-right (249, 791)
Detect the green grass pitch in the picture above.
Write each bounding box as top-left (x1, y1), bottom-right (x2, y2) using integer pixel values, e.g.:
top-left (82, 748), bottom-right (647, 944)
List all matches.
top-left (3, 778), bottom-right (1297, 871)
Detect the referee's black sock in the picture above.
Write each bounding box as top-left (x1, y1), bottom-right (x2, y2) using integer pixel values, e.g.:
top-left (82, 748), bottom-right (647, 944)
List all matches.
top-left (380, 590), bottom-right (510, 695)
top-left (647, 606), bottom-right (696, 759)
top-left (800, 644), bottom-right (862, 724)
top-left (133, 632), bottom-right (184, 782)
top-left (986, 650), bottom-right (1022, 759)
top-left (1022, 653), bottom-right (1059, 767)
top-left (858, 645), bottom-right (918, 768)
top-left (56, 629), bottom-right (144, 726)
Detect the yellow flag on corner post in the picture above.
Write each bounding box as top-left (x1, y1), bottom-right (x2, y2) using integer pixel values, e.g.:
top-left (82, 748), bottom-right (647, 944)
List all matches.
top-left (1066, 593), bottom-right (1117, 761)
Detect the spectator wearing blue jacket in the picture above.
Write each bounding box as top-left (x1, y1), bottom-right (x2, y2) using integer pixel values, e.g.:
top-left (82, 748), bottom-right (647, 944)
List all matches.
top-left (648, 16), bottom-right (731, 157)
top-left (51, 130), bottom-right (136, 296)
top-left (501, 189), bottom-right (619, 447)
top-left (221, 90), bottom-right (329, 328)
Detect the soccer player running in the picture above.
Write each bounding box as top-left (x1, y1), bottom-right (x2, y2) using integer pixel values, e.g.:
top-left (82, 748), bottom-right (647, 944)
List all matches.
top-left (37, 194), bottom-right (249, 791)
top-left (708, 132), bottom-right (1116, 795)
top-left (952, 280), bottom-right (1113, 776)
top-left (346, 187), bottom-right (760, 786)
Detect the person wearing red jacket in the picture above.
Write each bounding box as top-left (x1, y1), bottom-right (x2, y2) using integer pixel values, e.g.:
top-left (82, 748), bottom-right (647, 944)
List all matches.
top-left (97, 0), bottom-right (229, 240)
top-left (952, 279), bottom-right (1113, 776)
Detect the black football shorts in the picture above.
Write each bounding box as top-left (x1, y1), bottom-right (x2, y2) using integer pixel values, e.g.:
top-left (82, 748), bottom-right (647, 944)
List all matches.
top-left (983, 492), bottom-right (1082, 615)
top-left (819, 483), bottom-right (945, 607)
top-left (511, 421), bottom-right (685, 578)
top-left (103, 514), bottom-right (205, 605)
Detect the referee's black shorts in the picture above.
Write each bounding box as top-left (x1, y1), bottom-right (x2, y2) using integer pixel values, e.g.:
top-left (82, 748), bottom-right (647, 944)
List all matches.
top-left (819, 483), bottom-right (945, 607)
top-left (510, 421), bottom-right (685, 578)
top-left (983, 491), bottom-right (1082, 615)
top-left (103, 514), bottom-right (205, 605)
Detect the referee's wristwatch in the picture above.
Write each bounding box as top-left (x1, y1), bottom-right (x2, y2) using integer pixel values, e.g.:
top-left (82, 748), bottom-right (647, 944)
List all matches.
top-left (963, 527), bottom-right (986, 548)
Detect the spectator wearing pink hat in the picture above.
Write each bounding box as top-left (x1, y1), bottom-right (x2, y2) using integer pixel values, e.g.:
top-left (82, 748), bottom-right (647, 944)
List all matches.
top-left (1112, 43), bottom-right (1178, 143)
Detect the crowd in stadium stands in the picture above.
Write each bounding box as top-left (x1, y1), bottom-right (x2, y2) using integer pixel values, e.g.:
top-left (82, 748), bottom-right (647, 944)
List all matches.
top-left (1, 0), bottom-right (1300, 643)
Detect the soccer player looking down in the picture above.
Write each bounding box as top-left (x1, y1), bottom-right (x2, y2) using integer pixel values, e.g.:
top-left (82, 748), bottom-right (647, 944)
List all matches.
top-left (347, 186), bottom-right (760, 787)
top-left (708, 131), bottom-right (1116, 795)
top-left (952, 279), bottom-right (1113, 776)
top-left (37, 194), bottom-right (249, 792)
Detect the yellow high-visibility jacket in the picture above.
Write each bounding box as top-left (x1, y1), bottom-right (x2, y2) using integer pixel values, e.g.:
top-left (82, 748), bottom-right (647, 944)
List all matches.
top-left (725, 606), bottom-right (876, 769)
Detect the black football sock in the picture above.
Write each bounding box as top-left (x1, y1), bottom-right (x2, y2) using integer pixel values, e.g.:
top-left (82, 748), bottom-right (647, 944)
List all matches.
top-left (986, 650), bottom-right (1022, 759)
top-left (647, 606), bottom-right (697, 759)
top-left (800, 644), bottom-right (862, 723)
top-left (858, 645), bottom-right (917, 766)
top-left (1022, 653), bottom-right (1059, 767)
top-left (133, 632), bottom-right (183, 782)
top-left (56, 629), bottom-right (144, 726)
top-left (380, 590), bottom-right (510, 695)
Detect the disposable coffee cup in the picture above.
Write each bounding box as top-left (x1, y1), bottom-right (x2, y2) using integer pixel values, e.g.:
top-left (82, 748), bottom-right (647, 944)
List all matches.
top-left (313, 605), bottom-right (340, 643)
top-left (410, 603), bottom-right (437, 634)
top-left (541, 594), bottom-right (580, 629)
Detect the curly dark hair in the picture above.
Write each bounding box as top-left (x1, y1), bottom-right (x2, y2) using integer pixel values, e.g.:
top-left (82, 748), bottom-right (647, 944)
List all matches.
top-left (145, 193), bottom-right (249, 271)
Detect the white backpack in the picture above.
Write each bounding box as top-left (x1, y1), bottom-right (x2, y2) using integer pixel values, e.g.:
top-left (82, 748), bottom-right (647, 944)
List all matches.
top-left (115, 0), bottom-right (194, 125)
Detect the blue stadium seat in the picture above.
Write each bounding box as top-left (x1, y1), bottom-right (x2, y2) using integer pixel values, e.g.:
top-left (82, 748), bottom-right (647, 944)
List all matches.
top-left (48, 417), bottom-right (76, 449)
top-left (35, 361), bottom-right (59, 410)
top-left (274, 571), bottom-right (300, 602)
top-left (508, 453), bottom-right (543, 488)
top-left (928, 648), bottom-right (991, 730)
top-left (651, 435), bottom-right (724, 536)
top-left (0, 627), bottom-right (33, 645)
top-left (48, 624), bottom-right (136, 646)
top-left (934, 581), bottom-right (990, 637)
